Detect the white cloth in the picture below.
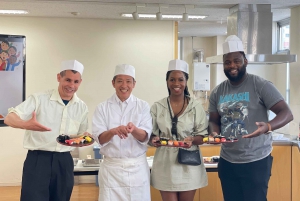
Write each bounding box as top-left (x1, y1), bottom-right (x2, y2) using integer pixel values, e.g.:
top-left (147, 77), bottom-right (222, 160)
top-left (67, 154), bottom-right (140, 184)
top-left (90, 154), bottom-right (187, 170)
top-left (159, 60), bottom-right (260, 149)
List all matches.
top-left (8, 89), bottom-right (89, 152)
top-left (223, 35), bottom-right (244, 54)
top-left (92, 93), bottom-right (152, 158)
top-left (114, 64), bottom-right (135, 79)
top-left (98, 153), bottom-right (150, 201)
top-left (60, 60), bottom-right (84, 75)
top-left (168, 59), bottom-right (189, 74)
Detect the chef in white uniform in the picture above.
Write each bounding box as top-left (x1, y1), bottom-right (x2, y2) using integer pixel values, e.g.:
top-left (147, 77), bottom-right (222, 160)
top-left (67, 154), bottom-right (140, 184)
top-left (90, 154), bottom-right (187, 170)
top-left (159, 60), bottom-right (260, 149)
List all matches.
top-left (4, 60), bottom-right (89, 201)
top-left (92, 64), bottom-right (152, 201)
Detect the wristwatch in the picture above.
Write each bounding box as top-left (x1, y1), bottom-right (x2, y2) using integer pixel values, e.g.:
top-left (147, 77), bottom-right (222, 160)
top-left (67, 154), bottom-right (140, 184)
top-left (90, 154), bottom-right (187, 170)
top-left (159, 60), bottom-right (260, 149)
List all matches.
top-left (266, 123), bottom-right (272, 134)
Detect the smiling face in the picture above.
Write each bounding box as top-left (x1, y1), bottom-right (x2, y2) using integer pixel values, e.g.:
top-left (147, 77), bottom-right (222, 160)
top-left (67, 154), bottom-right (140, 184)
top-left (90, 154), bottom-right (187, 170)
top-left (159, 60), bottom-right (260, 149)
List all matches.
top-left (0, 51), bottom-right (9, 61)
top-left (1, 42), bottom-right (9, 51)
top-left (112, 74), bottom-right (135, 102)
top-left (167, 70), bottom-right (187, 96)
top-left (8, 46), bottom-right (16, 56)
top-left (57, 70), bottom-right (82, 100)
top-left (223, 51), bottom-right (247, 85)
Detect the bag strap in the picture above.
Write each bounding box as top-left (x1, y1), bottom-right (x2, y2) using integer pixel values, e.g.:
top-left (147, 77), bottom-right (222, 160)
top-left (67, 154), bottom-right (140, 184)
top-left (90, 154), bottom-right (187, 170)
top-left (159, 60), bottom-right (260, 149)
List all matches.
top-left (167, 97), bottom-right (186, 140)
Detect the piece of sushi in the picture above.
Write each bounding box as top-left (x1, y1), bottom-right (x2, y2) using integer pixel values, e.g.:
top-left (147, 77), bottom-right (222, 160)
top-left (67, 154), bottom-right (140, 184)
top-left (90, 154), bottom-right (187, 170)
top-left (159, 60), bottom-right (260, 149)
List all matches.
top-left (65, 139), bottom-right (74, 145)
top-left (58, 134), bottom-right (70, 143)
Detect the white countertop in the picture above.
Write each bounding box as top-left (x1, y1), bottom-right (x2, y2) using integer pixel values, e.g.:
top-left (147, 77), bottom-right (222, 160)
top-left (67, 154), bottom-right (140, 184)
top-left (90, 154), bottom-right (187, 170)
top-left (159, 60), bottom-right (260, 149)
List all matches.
top-left (74, 157), bottom-right (218, 173)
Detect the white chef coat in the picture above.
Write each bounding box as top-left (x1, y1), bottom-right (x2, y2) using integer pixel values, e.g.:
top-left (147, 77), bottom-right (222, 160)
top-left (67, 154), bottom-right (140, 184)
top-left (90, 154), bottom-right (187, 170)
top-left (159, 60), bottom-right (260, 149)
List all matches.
top-left (92, 93), bottom-right (152, 158)
top-left (92, 93), bottom-right (152, 201)
top-left (8, 89), bottom-right (89, 152)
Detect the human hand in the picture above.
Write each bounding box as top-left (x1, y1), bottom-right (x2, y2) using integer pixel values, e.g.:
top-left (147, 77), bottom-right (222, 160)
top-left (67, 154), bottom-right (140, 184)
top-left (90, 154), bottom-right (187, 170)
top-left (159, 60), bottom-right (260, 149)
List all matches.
top-left (242, 122), bottom-right (268, 138)
top-left (150, 136), bottom-right (161, 147)
top-left (126, 122), bottom-right (136, 133)
top-left (24, 111), bottom-right (51, 131)
top-left (183, 136), bottom-right (194, 147)
top-left (209, 132), bottom-right (218, 137)
top-left (112, 125), bottom-right (128, 139)
top-left (83, 132), bottom-right (94, 139)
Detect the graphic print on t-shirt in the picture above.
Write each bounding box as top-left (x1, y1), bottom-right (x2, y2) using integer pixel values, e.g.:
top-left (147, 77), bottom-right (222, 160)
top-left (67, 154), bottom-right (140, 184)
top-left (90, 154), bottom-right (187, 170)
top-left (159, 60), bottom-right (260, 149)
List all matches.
top-left (218, 92), bottom-right (249, 138)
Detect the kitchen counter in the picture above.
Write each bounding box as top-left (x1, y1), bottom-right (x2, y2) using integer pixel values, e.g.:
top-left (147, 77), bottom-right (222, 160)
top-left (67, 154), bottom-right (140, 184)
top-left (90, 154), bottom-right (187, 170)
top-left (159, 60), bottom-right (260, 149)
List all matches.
top-left (73, 158), bottom-right (218, 176)
top-left (200, 140), bottom-right (300, 148)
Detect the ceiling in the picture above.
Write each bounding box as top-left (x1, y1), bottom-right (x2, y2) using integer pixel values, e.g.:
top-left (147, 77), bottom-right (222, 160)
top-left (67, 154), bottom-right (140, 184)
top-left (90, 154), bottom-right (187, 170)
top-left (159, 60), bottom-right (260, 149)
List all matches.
top-left (0, 0), bottom-right (299, 37)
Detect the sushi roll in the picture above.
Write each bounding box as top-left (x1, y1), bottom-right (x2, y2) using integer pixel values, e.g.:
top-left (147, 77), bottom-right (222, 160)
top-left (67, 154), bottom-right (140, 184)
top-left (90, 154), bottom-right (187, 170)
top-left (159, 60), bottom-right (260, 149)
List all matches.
top-left (160, 137), bottom-right (169, 145)
top-left (209, 137), bottom-right (215, 142)
top-left (173, 141), bottom-right (179, 146)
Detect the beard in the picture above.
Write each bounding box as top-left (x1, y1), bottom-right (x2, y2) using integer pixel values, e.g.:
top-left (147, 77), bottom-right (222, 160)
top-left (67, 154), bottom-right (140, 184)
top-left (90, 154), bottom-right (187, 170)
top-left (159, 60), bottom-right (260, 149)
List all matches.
top-left (224, 64), bottom-right (246, 82)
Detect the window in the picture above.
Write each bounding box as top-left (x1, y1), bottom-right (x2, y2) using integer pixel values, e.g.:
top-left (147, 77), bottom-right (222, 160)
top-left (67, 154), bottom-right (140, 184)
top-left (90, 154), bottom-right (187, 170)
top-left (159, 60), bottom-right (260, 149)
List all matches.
top-left (277, 18), bottom-right (290, 51)
top-left (178, 37), bottom-right (182, 60)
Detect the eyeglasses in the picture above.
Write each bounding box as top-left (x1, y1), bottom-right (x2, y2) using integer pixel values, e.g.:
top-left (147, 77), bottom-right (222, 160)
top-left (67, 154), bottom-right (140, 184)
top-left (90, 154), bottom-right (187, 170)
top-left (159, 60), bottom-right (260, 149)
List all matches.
top-left (171, 116), bottom-right (178, 136)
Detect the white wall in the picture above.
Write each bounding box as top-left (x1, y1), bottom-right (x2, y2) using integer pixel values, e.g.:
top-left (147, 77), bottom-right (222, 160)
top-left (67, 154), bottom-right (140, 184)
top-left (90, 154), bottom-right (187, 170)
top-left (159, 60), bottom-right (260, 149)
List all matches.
top-left (289, 6), bottom-right (300, 137)
top-left (0, 16), bottom-right (174, 186)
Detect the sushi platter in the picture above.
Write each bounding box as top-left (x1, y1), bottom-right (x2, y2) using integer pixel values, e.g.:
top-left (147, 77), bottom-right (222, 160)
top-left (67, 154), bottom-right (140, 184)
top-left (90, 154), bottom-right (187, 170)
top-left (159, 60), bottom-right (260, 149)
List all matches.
top-left (203, 135), bottom-right (238, 144)
top-left (155, 137), bottom-right (191, 148)
top-left (56, 134), bottom-right (94, 147)
top-left (203, 156), bottom-right (219, 164)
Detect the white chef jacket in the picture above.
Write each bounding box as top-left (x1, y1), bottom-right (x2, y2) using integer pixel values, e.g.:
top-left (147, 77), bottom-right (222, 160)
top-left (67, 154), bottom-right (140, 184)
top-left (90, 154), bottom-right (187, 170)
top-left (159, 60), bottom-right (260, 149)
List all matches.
top-left (92, 93), bottom-right (152, 158)
top-left (8, 89), bottom-right (89, 152)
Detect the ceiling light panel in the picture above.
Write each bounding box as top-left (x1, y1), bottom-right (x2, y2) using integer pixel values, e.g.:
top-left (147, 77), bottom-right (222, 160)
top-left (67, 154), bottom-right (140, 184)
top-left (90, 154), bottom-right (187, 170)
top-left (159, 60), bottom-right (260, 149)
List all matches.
top-left (121, 14), bottom-right (207, 20)
top-left (0, 10), bottom-right (28, 14)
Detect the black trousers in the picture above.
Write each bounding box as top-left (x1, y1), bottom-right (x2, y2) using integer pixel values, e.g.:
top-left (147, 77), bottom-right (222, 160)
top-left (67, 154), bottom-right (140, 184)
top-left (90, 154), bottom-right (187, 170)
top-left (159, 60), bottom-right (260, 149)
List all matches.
top-left (21, 150), bottom-right (74, 201)
top-left (218, 155), bottom-right (273, 201)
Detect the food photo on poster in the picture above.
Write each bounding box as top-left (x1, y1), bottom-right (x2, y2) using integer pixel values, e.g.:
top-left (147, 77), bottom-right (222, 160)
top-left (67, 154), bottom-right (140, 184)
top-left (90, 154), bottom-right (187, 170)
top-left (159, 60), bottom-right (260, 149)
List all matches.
top-left (0, 34), bottom-right (26, 126)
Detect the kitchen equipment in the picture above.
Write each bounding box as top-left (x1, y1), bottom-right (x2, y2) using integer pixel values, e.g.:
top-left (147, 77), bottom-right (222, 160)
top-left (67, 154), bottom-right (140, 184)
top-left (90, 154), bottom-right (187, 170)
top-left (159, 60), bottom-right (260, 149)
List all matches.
top-left (206, 4), bottom-right (297, 65)
top-left (73, 158), bottom-right (79, 166)
top-left (82, 159), bottom-right (102, 167)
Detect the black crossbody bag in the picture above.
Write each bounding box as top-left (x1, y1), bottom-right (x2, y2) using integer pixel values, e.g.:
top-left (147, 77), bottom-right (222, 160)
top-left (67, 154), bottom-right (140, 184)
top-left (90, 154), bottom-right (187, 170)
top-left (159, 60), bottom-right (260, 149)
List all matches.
top-left (167, 98), bottom-right (201, 166)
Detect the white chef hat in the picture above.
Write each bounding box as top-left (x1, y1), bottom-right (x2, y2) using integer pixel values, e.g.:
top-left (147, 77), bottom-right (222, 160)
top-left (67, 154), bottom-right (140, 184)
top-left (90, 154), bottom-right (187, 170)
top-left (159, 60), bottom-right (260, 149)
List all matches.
top-left (168, 59), bottom-right (189, 74)
top-left (114, 64), bottom-right (135, 79)
top-left (223, 35), bottom-right (244, 54)
top-left (60, 60), bottom-right (84, 76)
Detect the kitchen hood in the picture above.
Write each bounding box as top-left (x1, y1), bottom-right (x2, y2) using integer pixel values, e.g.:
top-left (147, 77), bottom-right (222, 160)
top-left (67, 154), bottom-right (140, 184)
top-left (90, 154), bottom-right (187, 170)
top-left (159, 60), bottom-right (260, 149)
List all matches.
top-left (206, 4), bottom-right (297, 65)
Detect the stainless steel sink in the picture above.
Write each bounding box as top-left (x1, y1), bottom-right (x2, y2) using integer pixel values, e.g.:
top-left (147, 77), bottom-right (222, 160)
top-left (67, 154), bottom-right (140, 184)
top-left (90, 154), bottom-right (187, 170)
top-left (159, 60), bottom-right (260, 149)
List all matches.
top-left (82, 159), bottom-right (102, 167)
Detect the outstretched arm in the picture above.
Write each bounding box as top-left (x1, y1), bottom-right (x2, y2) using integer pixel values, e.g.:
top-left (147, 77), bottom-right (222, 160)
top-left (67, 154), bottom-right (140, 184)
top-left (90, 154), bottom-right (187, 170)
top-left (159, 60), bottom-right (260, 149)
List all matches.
top-left (243, 100), bottom-right (293, 138)
top-left (4, 111), bottom-right (51, 131)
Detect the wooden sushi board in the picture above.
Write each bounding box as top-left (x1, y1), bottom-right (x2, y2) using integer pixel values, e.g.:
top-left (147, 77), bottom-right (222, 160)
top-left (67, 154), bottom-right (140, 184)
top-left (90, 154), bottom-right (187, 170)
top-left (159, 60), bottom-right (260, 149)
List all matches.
top-left (56, 137), bottom-right (95, 147)
top-left (205, 139), bottom-right (238, 144)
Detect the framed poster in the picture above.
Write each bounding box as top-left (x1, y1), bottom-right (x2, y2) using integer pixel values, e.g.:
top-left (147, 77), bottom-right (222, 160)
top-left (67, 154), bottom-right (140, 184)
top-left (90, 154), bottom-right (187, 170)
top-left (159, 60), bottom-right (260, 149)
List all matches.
top-left (0, 34), bottom-right (26, 126)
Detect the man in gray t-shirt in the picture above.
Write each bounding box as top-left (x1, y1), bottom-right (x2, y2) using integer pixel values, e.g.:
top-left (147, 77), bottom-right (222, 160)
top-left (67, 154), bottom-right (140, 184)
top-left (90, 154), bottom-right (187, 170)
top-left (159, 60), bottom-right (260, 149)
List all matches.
top-left (208, 35), bottom-right (293, 201)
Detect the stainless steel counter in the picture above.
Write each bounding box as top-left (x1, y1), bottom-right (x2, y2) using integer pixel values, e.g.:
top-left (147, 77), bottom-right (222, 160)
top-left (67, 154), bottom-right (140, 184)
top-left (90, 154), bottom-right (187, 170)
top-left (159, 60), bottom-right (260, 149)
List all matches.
top-left (73, 158), bottom-right (218, 176)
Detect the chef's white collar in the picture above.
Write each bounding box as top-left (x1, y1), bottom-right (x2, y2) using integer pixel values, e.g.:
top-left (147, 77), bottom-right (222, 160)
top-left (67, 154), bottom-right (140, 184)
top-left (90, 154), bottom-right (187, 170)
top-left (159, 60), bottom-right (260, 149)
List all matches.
top-left (114, 93), bottom-right (132, 104)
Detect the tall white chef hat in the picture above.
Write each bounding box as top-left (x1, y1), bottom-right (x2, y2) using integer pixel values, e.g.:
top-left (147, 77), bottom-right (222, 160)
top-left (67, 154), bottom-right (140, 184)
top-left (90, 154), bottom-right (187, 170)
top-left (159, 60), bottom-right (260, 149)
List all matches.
top-left (223, 35), bottom-right (244, 54)
top-left (60, 60), bottom-right (84, 76)
top-left (168, 59), bottom-right (189, 74)
top-left (114, 64), bottom-right (135, 79)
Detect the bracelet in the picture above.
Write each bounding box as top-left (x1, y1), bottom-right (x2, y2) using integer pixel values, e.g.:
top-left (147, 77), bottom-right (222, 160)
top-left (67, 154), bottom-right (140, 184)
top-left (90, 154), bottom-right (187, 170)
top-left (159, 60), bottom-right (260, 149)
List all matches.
top-left (266, 123), bottom-right (272, 133)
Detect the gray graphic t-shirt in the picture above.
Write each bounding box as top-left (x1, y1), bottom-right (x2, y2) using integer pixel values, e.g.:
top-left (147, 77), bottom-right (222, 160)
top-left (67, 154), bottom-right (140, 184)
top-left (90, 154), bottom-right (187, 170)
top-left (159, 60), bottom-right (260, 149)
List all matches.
top-left (209, 74), bottom-right (284, 163)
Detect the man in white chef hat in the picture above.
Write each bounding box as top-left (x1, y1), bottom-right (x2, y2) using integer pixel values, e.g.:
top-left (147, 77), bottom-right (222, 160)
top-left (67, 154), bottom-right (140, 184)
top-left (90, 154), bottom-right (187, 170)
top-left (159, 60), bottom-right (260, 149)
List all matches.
top-left (92, 64), bottom-right (152, 201)
top-left (5, 60), bottom-right (89, 201)
top-left (208, 35), bottom-right (293, 201)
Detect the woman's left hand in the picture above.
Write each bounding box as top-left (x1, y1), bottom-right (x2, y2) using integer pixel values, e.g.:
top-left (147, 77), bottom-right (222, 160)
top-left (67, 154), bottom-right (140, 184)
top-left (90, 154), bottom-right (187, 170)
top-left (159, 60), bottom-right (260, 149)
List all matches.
top-left (183, 136), bottom-right (194, 148)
